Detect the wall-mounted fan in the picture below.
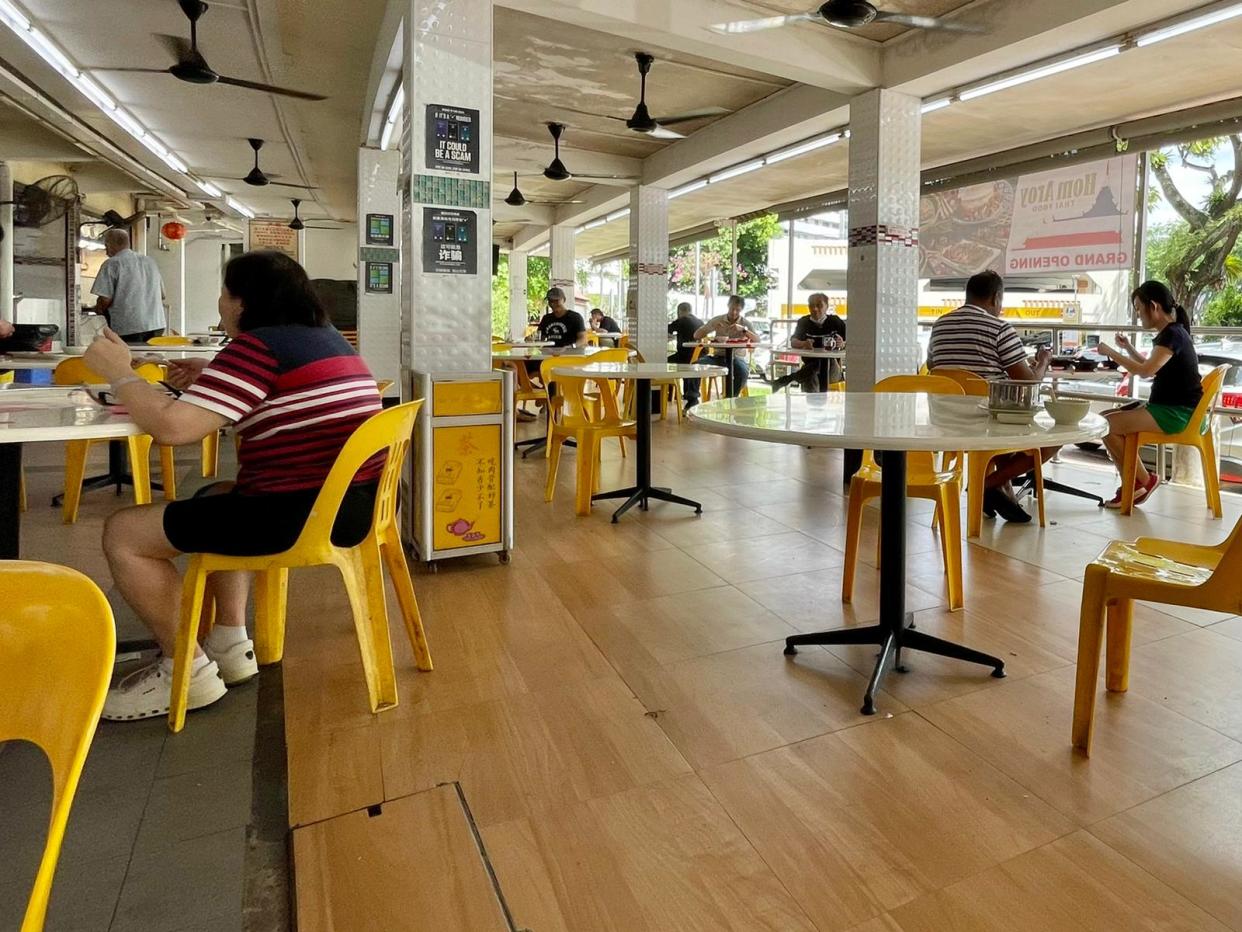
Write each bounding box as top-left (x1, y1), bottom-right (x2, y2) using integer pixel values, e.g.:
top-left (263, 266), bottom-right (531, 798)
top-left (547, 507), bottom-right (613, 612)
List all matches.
top-left (208, 139), bottom-right (317, 190)
top-left (542, 123), bottom-right (636, 182)
top-left (710, 0), bottom-right (983, 34)
top-left (94, 0), bottom-right (326, 100)
top-left (0, 175), bottom-right (80, 227)
top-left (503, 173), bottom-right (584, 207)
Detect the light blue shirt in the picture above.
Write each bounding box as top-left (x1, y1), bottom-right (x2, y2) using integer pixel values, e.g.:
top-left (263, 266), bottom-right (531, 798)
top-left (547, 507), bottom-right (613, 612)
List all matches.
top-left (90, 248), bottom-right (165, 336)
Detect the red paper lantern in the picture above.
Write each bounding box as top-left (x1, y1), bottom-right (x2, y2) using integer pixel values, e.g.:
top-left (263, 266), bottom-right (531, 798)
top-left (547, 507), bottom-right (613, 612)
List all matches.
top-left (161, 221), bottom-right (188, 241)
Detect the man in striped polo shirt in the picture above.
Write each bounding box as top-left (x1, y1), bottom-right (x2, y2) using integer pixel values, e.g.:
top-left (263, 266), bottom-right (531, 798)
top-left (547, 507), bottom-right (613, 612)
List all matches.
top-left (928, 270), bottom-right (1053, 523)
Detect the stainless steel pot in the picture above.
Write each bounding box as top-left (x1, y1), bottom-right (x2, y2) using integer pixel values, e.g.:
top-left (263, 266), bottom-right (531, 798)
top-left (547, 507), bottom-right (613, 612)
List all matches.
top-left (987, 379), bottom-right (1040, 411)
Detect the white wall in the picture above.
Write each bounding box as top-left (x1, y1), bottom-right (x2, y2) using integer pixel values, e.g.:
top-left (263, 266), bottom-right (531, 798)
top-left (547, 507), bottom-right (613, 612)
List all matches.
top-left (303, 225), bottom-right (358, 280)
top-left (185, 234), bottom-right (236, 333)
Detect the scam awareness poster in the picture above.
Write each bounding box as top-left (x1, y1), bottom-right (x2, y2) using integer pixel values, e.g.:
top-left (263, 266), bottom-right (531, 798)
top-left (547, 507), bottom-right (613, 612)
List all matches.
top-left (431, 424), bottom-right (502, 552)
top-left (425, 104), bottom-right (480, 174)
top-left (1004, 156), bottom-right (1137, 274)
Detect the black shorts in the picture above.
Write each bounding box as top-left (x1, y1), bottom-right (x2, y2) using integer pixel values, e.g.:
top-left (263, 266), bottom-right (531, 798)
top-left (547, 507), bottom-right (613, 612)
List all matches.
top-left (162, 484), bottom-right (378, 556)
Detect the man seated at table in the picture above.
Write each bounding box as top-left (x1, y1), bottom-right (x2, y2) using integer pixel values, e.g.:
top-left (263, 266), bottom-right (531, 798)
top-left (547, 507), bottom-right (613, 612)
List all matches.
top-left (693, 295), bottom-right (757, 398)
top-left (928, 269), bottom-right (1053, 524)
top-left (770, 292), bottom-right (845, 394)
top-left (589, 308), bottom-right (622, 334)
top-left (668, 302), bottom-right (705, 411)
top-left (537, 288), bottom-right (587, 348)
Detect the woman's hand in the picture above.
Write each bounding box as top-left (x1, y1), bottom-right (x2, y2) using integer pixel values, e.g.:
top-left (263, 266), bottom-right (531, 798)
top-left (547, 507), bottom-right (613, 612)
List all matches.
top-left (166, 357), bottom-right (210, 390)
top-left (1096, 342), bottom-right (1115, 359)
top-left (83, 328), bottom-right (134, 382)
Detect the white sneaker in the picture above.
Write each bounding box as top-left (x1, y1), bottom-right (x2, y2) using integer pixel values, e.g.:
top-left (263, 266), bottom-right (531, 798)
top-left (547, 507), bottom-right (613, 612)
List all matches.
top-left (101, 659), bottom-right (227, 722)
top-left (204, 638), bottom-right (259, 686)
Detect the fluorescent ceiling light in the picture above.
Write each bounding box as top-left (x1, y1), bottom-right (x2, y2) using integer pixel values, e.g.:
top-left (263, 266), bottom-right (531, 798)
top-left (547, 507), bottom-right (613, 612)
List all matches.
top-left (380, 82), bottom-right (404, 150)
top-left (765, 133), bottom-right (842, 165)
top-left (1137, 3), bottom-right (1242, 45)
top-left (0, 0), bottom-right (30, 30)
top-left (920, 98), bottom-right (952, 114)
top-left (668, 179), bottom-right (707, 200)
top-left (227, 197), bottom-right (255, 219)
top-left (197, 180), bottom-right (223, 198)
top-left (74, 74), bottom-right (115, 111)
top-left (77, 237), bottom-right (104, 250)
top-left (708, 159), bottom-right (765, 184)
top-left (578, 218), bottom-right (607, 232)
top-left (959, 45), bottom-right (1120, 101)
top-left (606, 208), bottom-right (630, 222)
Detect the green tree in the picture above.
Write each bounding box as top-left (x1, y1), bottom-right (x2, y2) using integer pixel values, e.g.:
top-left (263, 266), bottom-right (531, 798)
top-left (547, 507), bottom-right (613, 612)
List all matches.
top-left (667, 214), bottom-right (783, 310)
top-left (1148, 137), bottom-right (1242, 314)
top-left (491, 253), bottom-right (510, 336)
top-left (1203, 285), bottom-right (1242, 326)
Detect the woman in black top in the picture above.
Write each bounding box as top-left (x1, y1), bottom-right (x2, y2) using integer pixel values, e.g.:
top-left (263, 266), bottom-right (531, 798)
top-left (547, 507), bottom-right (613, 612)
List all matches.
top-left (1096, 280), bottom-right (1202, 509)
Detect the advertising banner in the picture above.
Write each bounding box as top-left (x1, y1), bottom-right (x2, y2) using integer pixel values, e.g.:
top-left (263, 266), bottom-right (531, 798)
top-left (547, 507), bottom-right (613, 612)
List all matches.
top-left (918, 155), bottom-right (1137, 278)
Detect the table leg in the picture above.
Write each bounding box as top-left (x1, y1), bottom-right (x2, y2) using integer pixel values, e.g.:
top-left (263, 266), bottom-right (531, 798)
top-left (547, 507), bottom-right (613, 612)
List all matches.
top-left (1016, 472), bottom-right (1104, 507)
top-left (0, 444), bottom-right (23, 559)
top-left (724, 347), bottom-right (735, 398)
top-left (592, 377), bottom-right (701, 522)
top-left (783, 450), bottom-right (1004, 715)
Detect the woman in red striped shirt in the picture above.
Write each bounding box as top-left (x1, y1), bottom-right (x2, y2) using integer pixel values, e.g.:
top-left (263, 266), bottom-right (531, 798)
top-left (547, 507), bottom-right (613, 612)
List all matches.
top-left (84, 251), bottom-right (383, 721)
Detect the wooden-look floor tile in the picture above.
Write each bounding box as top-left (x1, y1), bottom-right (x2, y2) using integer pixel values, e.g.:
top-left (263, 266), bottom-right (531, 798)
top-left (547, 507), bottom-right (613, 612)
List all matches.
top-left (379, 675), bottom-right (691, 827)
top-left (541, 547), bottom-right (726, 613)
top-left (884, 830), bottom-right (1230, 931)
top-left (738, 564), bottom-right (946, 632)
top-left (701, 713), bottom-right (1074, 931)
top-left (1090, 762), bottom-right (1242, 929)
top-left (682, 531), bottom-right (845, 584)
top-left (286, 723), bottom-right (383, 829)
top-left (822, 606), bottom-right (1072, 709)
top-left (966, 578), bottom-right (1192, 662)
top-left (921, 665), bottom-right (1242, 824)
top-left (481, 774), bottom-right (818, 932)
top-left (906, 542), bottom-right (1066, 604)
top-left (1124, 629), bottom-right (1242, 742)
top-left (292, 783), bottom-right (508, 932)
top-left (572, 585), bottom-right (797, 668)
top-left (629, 505), bottom-right (794, 549)
top-left (636, 642), bottom-right (905, 768)
top-left (713, 477), bottom-right (826, 508)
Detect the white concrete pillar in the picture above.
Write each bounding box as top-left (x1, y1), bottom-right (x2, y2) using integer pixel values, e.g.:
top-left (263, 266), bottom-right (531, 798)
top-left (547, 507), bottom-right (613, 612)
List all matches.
top-left (507, 249), bottom-right (527, 341)
top-left (844, 89), bottom-right (922, 389)
top-left (549, 223), bottom-right (575, 311)
top-left (357, 146), bottom-right (402, 391)
top-left (401, 0), bottom-right (492, 376)
top-left (627, 185), bottom-right (669, 362)
top-left (0, 162), bottom-right (12, 322)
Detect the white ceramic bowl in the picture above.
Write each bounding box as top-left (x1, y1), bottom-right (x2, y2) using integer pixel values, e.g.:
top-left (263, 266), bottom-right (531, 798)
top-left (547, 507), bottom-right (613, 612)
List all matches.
top-left (1044, 397), bottom-right (1090, 425)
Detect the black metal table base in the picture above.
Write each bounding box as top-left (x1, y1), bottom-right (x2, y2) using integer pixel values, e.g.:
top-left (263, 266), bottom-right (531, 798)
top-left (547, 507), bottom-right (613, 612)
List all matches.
top-left (783, 449), bottom-right (1005, 715)
top-left (1016, 471), bottom-right (1105, 508)
top-left (597, 376), bottom-right (700, 522)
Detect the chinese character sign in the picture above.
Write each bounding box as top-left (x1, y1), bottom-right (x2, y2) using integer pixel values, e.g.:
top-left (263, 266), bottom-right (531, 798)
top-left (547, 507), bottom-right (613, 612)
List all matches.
top-left (431, 424), bottom-right (502, 551)
top-left (421, 208), bottom-right (477, 275)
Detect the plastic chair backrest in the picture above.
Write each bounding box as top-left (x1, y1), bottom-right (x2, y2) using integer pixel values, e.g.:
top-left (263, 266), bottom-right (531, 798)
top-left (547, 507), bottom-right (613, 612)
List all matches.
top-left (52, 358), bottom-right (164, 386)
top-left (556, 371), bottom-right (624, 424)
top-left (540, 355), bottom-right (597, 422)
top-left (875, 374), bottom-right (963, 396)
top-left (297, 400), bottom-right (422, 552)
top-left (931, 367), bottom-right (990, 397)
top-left (146, 335), bottom-right (192, 346)
top-left (0, 562), bottom-right (114, 932)
top-left (1189, 364), bottom-right (1229, 436)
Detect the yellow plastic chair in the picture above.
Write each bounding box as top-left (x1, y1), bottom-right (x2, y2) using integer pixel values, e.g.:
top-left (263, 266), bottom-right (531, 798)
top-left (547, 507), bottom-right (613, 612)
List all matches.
top-left (146, 335), bottom-right (193, 346)
top-left (540, 349), bottom-right (629, 458)
top-left (623, 350), bottom-right (683, 423)
top-left (688, 344), bottom-right (728, 401)
top-left (545, 371), bottom-right (637, 515)
top-left (168, 401), bottom-right (432, 732)
top-left (931, 367), bottom-right (1048, 536)
top-left (0, 562), bottom-right (114, 932)
top-left (53, 358), bottom-right (171, 522)
top-left (1072, 518), bottom-right (1242, 755)
top-left (1120, 364), bottom-right (1227, 517)
top-left (843, 375), bottom-right (967, 611)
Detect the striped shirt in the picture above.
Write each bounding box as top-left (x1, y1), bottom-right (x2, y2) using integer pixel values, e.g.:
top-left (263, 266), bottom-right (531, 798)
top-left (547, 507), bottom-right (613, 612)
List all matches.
top-left (181, 326), bottom-right (382, 494)
top-left (927, 305), bottom-right (1027, 380)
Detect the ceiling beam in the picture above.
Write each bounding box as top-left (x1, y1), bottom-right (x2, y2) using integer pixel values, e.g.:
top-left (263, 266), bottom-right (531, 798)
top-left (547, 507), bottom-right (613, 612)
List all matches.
top-left (493, 0), bottom-right (881, 92)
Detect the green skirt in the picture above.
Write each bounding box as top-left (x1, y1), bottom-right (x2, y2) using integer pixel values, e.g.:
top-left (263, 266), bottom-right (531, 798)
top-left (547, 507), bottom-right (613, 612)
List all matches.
top-left (1146, 403), bottom-right (1196, 435)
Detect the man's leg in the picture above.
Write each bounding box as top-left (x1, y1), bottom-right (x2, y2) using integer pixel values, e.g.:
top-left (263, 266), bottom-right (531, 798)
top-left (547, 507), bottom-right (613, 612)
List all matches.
top-left (731, 356), bottom-right (749, 397)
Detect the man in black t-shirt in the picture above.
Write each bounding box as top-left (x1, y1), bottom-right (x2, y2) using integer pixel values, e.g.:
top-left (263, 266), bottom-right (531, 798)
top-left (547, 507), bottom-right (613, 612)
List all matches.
top-left (537, 288), bottom-right (587, 348)
top-left (589, 308), bottom-right (621, 333)
top-left (668, 302), bottom-right (705, 410)
top-left (770, 293), bottom-right (846, 393)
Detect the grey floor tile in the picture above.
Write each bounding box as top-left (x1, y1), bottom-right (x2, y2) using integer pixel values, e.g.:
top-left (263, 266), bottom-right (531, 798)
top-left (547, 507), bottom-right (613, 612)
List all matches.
top-left (134, 761), bottom-right (253, 851)
top-left (80, 718), bottom-right (167, 792)
top-left (157, 685), bottom-right (258, 779)
top-left (2, 779), bottom-right (148, 870)
top-left (0, 854), bottom-right (129, 932)
top-left (111, 827), bottom-right (246, 932)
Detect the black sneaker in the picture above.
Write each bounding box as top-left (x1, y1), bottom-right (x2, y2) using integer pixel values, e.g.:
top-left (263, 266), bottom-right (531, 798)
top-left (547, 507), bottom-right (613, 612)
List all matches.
top-left (984, 487), bottom-right (1031, 524)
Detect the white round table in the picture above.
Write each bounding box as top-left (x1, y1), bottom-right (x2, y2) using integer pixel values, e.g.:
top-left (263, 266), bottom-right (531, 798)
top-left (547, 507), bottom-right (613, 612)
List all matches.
top-left (503, 340), bottom-right (555, 349)
top-left (772, 346), bottom-right (845, 360)
top-left (690, 392), bottom-right (1107, 715)
top-left (0, 387), bottom-right (143, 558)
top-left (682, 341), bottom-right (759, 398)
top-left (553, 363), bottom-right (716, 522)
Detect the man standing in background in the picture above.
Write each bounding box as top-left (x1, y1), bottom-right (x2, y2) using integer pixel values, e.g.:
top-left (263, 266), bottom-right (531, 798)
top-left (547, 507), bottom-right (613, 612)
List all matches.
top-left (91, 228), bottom-right (167, 344)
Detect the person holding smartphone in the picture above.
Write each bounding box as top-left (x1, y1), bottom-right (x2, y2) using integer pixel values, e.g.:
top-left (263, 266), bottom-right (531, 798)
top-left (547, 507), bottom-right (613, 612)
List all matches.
top-left (1095, 280), bottom-right (1202, 509)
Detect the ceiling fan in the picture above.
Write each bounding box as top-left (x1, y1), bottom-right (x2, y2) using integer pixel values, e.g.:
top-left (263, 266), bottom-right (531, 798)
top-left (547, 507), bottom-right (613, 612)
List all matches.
top-left (286, 199), bottom-right (343, 231)
top-left (209, 139), bottom-right (317, 190)
top-left (95, 0), bottom-right (326, 100)
top-left (542, 123), bottom-right (636, 182)
top-left (593, 53), bottom-right (730, 139)
top-left (710, 0), bottom-right (983, 34)
top-left (502, 173), bottom-right (584, 207)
